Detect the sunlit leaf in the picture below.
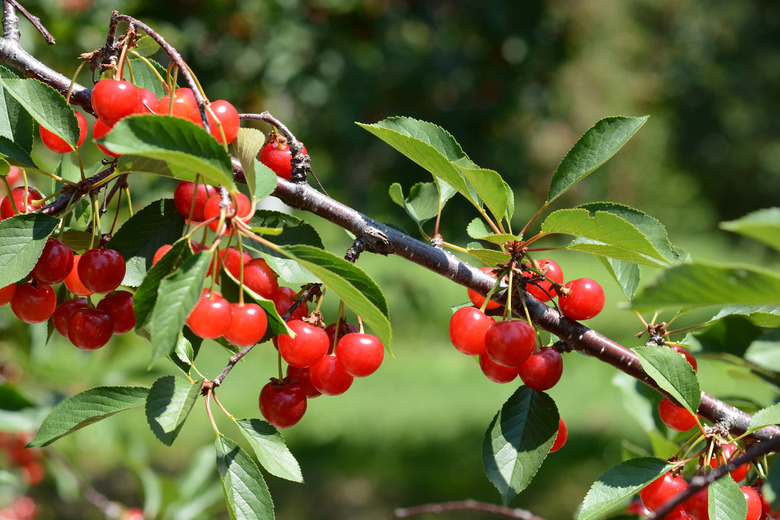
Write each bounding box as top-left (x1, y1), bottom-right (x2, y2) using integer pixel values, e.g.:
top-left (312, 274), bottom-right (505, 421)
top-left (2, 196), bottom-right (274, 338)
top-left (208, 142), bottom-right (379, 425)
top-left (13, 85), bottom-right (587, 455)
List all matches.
top-left (720, 207), bottom-right (780, 252)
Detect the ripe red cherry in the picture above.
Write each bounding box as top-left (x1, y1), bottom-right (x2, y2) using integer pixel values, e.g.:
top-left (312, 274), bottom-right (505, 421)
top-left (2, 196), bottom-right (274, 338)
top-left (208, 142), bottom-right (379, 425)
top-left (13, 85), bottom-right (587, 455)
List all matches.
top-left (64, 254), bottom-right (94, 296)
top-left (219, 247), bottom-right (252, 279)
top-left (449, 306), bottom-right (494, 356)
top-left (68, 308), bottom-right (114, 350)
top-left (206, 100), bottom-right (240, 144)
top-left (286, 365), bottom-right (321, 399)
top-left (683, 486), bottom-right (709, 520)
top-left (707, 443), bottom-right (748, 483)
top-left (157, 88), bottom-right (199, 122)
top-left (522, 259), bottom-right (564, 302)
top-left (152, 244), bottom-right (173, 265)
top-left (273, 286), bottom-right (309, 321)
top-left (0, 186), bottom-right (43, 218)
top-left (658, 397), bottom-right (698, 432)
top-left (40, 112), bottom-right (87, 153)
top-left (517, 347), bottom-right (563, 391)
top-left (741, 486), bottom-right (763, 520)
top-left (259, 137), bottom-right (308, 180)
top-left (10, 283), bottom-right (57, 323)
top-left (96, 290), bottom-right (136, 334)
top-left (558, 278), bottom-right (605, 320)
top-left (485, 320), bottom-right (536, 368)
top-left (186, 289), bottom-right (232, 339)
top-left (0, 283), bottom-right (16, 306)
top-left (31, 238), bottom-right (74, 285)
top-left (92, 119), bottom-right (121, 158)
top-left (550, 418), bottom-right (568, 453)
top-left (640, 472), bottom-right (688, 512)
top-left (325, 321), bottom-right (359, 355)
top-left (241, 258), bottom-right (279, 299)
top-left (277, 320), bottom-right (329, 368)
top-left (336, 332), bottom-right (384, 377)
top-left (173, 180), bottom-right (218, 222)
top-left (259, 378), bottom-right (307, 429)
top-left (203, 192), bottom-right (253, 233)
top-left (478, 353), bottom-right (518, 384)
top-left (91, 79), bottom-right (139, 125)
top-left (671, 344), bottom-right (697, 371)
top-left (78, 248), bottom-right (126, 294)
top-left (223, 303), bottom-right (267, 346)
top-left (134, 87), bottom-right (158, 114)
top-left (467, 266), bottom-right (502, 310)
top-left (309, 355), bottom-right (354, 395)
top-left (52, 298), bottom-right (88, 337)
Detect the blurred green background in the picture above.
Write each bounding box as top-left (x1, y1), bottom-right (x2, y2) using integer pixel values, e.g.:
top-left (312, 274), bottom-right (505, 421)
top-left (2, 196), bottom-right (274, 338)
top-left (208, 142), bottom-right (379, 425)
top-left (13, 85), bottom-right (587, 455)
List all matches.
top-left (2, 0), bottom-right (780, 519)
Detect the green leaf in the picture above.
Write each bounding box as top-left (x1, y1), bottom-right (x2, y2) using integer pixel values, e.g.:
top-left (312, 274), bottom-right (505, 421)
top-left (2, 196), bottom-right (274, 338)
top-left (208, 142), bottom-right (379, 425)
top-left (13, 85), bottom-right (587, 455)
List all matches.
top-left (105, 115), bottom-right (236, 190)
top-left (708, 306), bottom-right (780, 328)
top-left (0, 65), bottom-right (34, 155)
top-left (576, 458), bottom-right (671, 520)
top-left (133, 239), bottom-right (192, 329)
top-left (631, 262), bottom-right (780, 312)
top-left (2, 76), bottom-right (81, 146)
top-left (0, 213), bottom-right (59, 287)
top-left (540, 208), bottom-right (671, 267)
top-left (149, 251), bottom-right (212, 366)
top-left (234, 128), bottom-right (266, 200)
top-left (29, 386), bottom-right (149, 447)
top-left (132, 36), bottom-right (162, 57)
top-left (708, 475), bottom-right (746, 520)
top-left (215, 436), bottom-right (275, 520)
top-left (107, 198), bottom-right (186, 286)
top-left (0, 137), bottom-right (36, 168)
top-left (281, 245), bottom-right (392, 349)
top-left (236, 419), bottom-right (303, 483)
top-left (482, 386), bottom-right (558, 505)
top-left (466, 244), bottom-right (510, 267)
top-left (389, 181), bottom-right (449, 225)
top-left (218, 267), bottom-right (290, 340)
top-left (749, 402), bottom-right (780, 430)
top-left (720, 207), bottom-right (780, 252)
top-left (466, 218), bottom-right (516, 245)
top-left (457, 163), bottom-right (509, 224)
top-left (744, 330), bottom-right (780, 372)
top-left (145, 375), bottom-right (202, 446)
top-left (597, 257), bottom-right (640, 300)
top-left (547, 116), bottom-right (648, 204)
top-left (633, 345), bottom-right (701, 414)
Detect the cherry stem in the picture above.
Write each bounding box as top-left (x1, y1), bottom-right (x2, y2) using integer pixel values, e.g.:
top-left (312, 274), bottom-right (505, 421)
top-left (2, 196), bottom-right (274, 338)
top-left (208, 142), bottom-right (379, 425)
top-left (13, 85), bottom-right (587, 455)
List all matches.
top-left (517, 201), bottom-right (549, 240)
top-left (204, 387), bottom-right (221, 436)
top-left (394, 499), bottom-right (546, 520)
top-left (212, 343), bottom-right (257, 388)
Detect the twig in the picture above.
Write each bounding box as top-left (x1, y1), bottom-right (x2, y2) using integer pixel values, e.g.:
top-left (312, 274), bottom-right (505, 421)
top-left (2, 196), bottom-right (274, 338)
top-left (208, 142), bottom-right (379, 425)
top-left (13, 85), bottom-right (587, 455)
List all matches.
top-left (394, 500), bottom-right (545, 520)
top-left (4, 1), bottom-right (54, 44)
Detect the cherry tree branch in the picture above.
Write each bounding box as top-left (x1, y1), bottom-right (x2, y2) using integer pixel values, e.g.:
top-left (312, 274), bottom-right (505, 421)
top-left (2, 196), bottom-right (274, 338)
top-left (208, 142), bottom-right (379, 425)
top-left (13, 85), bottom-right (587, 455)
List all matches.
top-left (394, 499), bottom-right (546, 520)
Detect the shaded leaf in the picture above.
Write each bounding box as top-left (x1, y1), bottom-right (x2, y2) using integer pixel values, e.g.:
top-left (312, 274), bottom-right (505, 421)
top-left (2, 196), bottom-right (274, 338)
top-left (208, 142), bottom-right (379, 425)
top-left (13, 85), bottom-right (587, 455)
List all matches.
top-left (133, 239), bottom-right (192, 329)
top-left (0, 65), bottom-right (34, 155)
top-left (236, 419), bottom-right (303, 483)
top-left (234, 128), bottom-right (266, 200)
top-left (633, 345), bottom-right (700, 414)
top-left (215, 436), bottom-right (274, 520)
top-left (457, 163), bottom-right (509, 224)
top-left (597, 257), bottom-right (640, 300)
top-left (145, 375), bottom-right (202, 446)
top-left (744, 330), bottom-right (780, 372)
top-left (2, 77), bottom-right (81, 146)
top-left (0, 213), bottom-right (59, 287)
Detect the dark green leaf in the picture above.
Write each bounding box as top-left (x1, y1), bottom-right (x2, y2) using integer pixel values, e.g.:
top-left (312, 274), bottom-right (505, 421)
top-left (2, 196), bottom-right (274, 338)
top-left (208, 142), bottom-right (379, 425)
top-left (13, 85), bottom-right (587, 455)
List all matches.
top-left (547, 116), bottom-right (648, 204)
top-left (708, 475), bottom-right (746, 520)
top-left (633, 345), bottom-right (700, 414)
top-left (0, 137), bottom-right (36, 168)
top-left (2, 76), bottom-right (81, 146)
top-left (0, 213), bottom-right (59, 286)
top-left (482, 386), bottom-right (558, 504)
top-left (107, 198), bottom-right (186, 286)
top-left (720, 208), bottom-right (780, 252)
top-left (236, 419), bottom-right (303, 483)
top-left (105, 115), bottom-right (235, 189)
top-left (576, 458), bottom-right (671, 520)
top-left (215, 436), bottom-right (275, 520)
top-left (133, 239), bottom-right (192, 329)
top-left (145, 375), bottom-right (202, 446)
top-left (29, 386), bottom-right (149, 447)
top-left (693, 315), bottom-right (763, 357)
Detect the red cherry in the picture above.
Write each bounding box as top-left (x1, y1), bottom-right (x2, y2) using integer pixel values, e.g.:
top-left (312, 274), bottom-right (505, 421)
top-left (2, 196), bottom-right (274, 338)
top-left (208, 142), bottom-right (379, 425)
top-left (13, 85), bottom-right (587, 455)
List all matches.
top-left (0, 283), bottom-right (16, 306)
top-left (325, 321), bottom-right (359, 355)
top-left (219, 247), bottom-right (252, 280)
top-left (558, 278), bottom-right (605, 320)
top-left (64, 254), bottom-right (94, 296)
top-left (467, 266), bottom-right (502, 310)
top-left (336, 332), bottom-right (384, 377)
top-left (173, 180), bottom-right (218, 222)
top-left (259, 378), bottom-right (307, 429)
top-left (485, 320), bottom-right (536, 368)
top-left (203, 192), bottom-right (253, 233)
top-left (92, 118), bottom-right (122, 158)
top-left (96, 290), bottom-right (136, 334)
top-left (286, 365), bottom-right (321, 399)
top-left (478, 353), bottom-right (518, 384)
top-left (259, 137), bottom-right (308, 180)
top-left (707, 443), bottom-right (748, 483)
top-left (134, 87), bottom-right (158, 114)
top-left (0, 186), bottom-right (43, 218)
top-left (186, 289), bottom-right (232, 339)
top-left (658, 397), bottom-right (698, 432)
top-left (640, 472), bottom-right (688, 512)
top-left (522, 259), bottom-right (564, 302)
top-left (550, 418), bottom-right (568, 453)
top-left (157, 88), bottom-right (199, 122)
top-left (273, 286), bottom-right (309, 321)
top-left (517, 347), bottom-right (563, 391)
top-left (449, 306), bottom-right (494, 356)
top-left (671, 344), bottom-right (698, 371)
top-left (206, 100), bottom-right (240, 144)
top-left (309, 355), bottom-right (354, 395)
top-left (68, 308), bottom-right (114, 350)
top-left (683, 486), bottom-right (709, 520)
top-left (223, 303), bottom-right (267, 346)
top-left (78, 248), bottom-right (126, 294)
top-left (91, 79), bottom-right (139, 125)
top-left (152, 244), bottom-right (173, 265)
top-left (277, 320), bottom-right (328, 368)
top-left (125, 507), bottom-right (145, 520)
top-left (31, 238), bottom-right (74, 285)
top-left (52, 298), bottom-right (89, 337)
top-left (241, 258), bottom-right (279, 299)
top-left (11, 495), bottom-right (37, 519)
top-left (742, 486), bottom-right (763, 520)
top-left (10, 283), bottom-right (56, 323)
top-left (40, 112), bottom-right (87, 153)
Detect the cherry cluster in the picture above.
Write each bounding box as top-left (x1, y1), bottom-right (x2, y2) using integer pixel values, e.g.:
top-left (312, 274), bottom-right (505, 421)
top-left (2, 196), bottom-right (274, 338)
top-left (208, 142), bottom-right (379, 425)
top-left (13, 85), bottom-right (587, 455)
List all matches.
top-left (0, 432), bottom-right (44, 487)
